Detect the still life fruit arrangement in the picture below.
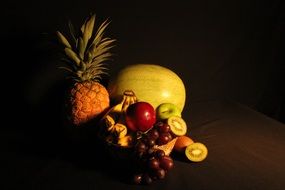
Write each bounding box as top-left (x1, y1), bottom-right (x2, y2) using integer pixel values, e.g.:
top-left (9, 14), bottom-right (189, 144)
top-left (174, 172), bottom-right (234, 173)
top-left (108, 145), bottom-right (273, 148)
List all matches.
top-left (56, 14), bottom-right (208, 185)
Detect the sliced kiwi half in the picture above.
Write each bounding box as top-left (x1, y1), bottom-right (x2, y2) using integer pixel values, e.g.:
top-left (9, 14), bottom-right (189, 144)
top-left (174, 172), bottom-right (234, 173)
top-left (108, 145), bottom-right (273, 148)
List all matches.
top-left (167, 116), bottom-right (187, 136)
top-left (185, 142), bottom-right (208, 162)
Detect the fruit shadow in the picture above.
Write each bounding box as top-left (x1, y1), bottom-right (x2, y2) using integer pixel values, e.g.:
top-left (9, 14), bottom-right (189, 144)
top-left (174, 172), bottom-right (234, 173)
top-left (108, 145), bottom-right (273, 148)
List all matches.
top-left (171, 151), bottom-right (191, 163)
top-left (59, 127), bottom-right (137, 184)
top-left (43, 87), bottom-right (135, 184)
top-left (19, 79), bottom-right (132, 184)
top-left (5, 33), bottom-right (134, 184)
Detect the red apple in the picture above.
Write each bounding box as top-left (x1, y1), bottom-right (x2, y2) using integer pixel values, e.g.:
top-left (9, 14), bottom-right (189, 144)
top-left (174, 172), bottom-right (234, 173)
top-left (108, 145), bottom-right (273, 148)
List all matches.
top-left (125, 102), bottom-right (156, 132)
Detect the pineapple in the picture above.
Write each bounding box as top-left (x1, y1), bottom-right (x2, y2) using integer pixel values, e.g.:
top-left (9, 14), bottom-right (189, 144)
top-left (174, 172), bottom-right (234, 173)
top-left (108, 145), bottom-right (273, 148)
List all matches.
top-left (57, 14), bottom-right (115, 126)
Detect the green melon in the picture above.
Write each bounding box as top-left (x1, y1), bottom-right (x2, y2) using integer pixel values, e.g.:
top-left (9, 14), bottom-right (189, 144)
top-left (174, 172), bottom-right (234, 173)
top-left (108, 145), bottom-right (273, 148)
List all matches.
top-left (108, 64), bottom-right (186, 111)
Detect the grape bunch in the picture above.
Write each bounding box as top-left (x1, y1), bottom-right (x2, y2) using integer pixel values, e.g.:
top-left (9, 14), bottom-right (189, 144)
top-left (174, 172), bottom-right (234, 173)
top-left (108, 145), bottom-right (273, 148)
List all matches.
top-left (132, 121), bottom-right (175, 185)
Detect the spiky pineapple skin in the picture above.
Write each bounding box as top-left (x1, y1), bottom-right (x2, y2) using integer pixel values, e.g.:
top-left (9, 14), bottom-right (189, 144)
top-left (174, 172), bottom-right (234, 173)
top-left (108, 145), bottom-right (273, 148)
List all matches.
top-left (69, 81), bottom-right (110, 126)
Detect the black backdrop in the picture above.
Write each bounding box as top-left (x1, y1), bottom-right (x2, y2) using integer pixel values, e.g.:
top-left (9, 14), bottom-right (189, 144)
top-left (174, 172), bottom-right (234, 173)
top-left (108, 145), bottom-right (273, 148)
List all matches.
top-left (1, 0), bottom-right (284, 125)
top-left (1, 0), bottom-right (285, 188)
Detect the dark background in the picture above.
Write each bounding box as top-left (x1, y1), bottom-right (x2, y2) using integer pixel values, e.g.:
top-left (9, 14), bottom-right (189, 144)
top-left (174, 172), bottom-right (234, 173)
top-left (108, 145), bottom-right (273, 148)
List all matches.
top-left (1, 0), bottom-right (285, 124)
top-left (1, 0), bottom-right (285, 189)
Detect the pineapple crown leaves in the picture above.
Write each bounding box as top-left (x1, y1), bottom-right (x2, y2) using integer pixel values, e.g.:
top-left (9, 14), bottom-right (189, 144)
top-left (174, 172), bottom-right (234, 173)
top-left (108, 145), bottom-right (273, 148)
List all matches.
top-left (57, 14), bottom-right (116, 82)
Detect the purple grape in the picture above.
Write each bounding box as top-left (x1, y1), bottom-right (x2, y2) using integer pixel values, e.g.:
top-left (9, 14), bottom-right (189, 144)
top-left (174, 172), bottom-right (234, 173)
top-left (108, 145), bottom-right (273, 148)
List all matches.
top-left (159, 124), bottom-right (170, 133)
top-left (165, 132), bottom-right (173, 141)
top-left (156, 168), bottom-right (166, 179)
top-left (149, 158), bottom-right (160, 170)
top-left (155, 150), bottom-right (165, 159)
top-left (133, 174), bottom-right (142, 184)
top-left (136, 141), bottom-right (147, 153)
top-left (158, 133), bottom-right (170, 145)
top-left (143, 173), bottom-right (153, 185)
top-left (160, 155), bottom-right (174, 171)
top-left (147, 129), bottom-right (159, 140)
top-left (147, 138), bottom-right (156, 147)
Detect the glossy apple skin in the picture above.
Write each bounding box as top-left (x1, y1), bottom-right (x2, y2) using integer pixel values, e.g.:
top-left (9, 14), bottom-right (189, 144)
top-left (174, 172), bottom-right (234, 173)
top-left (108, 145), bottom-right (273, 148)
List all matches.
top-left (108, 64), bottom-right (186, 111)
top-left (156, 103), bottom-right (182, 120)
top-left (125, 102), bottom-right (156, 132)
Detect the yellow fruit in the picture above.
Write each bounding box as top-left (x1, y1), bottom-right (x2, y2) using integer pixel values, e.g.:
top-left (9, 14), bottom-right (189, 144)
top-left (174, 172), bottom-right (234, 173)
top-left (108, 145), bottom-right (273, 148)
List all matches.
top-left (69, 81), bottom-right (109, 125)
top-left (108, 64), bottom-right (186, 111)
top-left (57, 14), bottom-right (115, 126)
top-left (155, 137), bottom-right (178, 156)
top-left (167, 116), bottom-right (187, 136)
top-left (117, 135), bottom-right (133, 147)
top-left (185, 142), bottom-right (208, 162)
top-left (113, 123), bottom-right (127, 138)
top-left (98, 91), bottom-right (139, 146)
top-left (104, 115), bottom-right (115, 131)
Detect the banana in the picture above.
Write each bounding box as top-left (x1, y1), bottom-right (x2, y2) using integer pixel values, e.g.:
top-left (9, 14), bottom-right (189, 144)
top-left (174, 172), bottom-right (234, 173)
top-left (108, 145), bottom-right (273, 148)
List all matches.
top-left (105, 115), bottom-right (115, 131)
top-left (118, 135), bottom-right (133, 147)
top-left (113, 123), bottom-right (128, 138)
top-left (102, 90), bottom-right (137, 118)
top-left (120, 90), bottom-right (138, 113)
top-left (99, 90), bottom-right (138, 146)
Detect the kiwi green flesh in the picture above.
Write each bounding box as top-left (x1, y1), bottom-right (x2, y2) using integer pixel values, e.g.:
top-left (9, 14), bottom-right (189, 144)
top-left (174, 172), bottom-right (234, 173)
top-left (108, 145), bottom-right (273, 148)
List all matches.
top-left (185, 142), bottom-right (208, 162)
top-left (167, 116), bottom-right (187, 136)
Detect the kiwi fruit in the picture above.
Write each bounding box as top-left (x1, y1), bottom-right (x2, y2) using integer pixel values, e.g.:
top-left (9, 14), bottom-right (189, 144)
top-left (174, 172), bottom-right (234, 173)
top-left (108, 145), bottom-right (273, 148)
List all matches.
top-left (167, 116), bottom-right (187, 136)
top-left (185, 142), bottom-right (208, 162)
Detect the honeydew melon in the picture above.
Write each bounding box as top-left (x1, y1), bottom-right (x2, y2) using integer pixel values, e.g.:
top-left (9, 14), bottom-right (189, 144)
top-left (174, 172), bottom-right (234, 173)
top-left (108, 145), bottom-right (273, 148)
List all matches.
top-left (108, 64), bottom-right (186, 111)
